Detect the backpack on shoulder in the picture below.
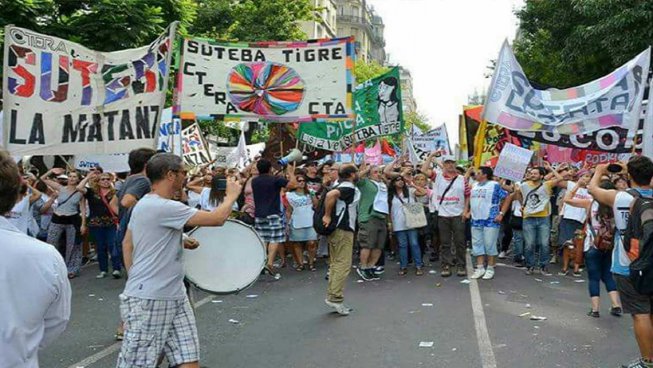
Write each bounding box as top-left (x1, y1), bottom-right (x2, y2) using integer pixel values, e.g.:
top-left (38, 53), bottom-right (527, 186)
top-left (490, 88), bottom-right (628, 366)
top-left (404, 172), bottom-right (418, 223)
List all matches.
top-left (624, 189), bottom-right (653, 295)
top-left (313, 185), bottom-right (350, 236)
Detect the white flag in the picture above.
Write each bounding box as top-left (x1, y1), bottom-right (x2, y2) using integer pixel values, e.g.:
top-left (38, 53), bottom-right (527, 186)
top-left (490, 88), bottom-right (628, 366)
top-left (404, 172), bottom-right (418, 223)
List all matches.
top-left (227, 130), bottom-right (248, 169)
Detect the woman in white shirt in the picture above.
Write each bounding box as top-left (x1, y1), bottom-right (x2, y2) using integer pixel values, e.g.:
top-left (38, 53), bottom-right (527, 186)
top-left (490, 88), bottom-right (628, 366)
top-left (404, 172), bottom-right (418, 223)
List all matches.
top-left (188, 174), bottom-right (238, 212)
top-left (286, 175), bottom-right (318, 271)
top-left (388, 176), bottom-right (424, 276)
top-left (564, 179), bottom-right (622, 318)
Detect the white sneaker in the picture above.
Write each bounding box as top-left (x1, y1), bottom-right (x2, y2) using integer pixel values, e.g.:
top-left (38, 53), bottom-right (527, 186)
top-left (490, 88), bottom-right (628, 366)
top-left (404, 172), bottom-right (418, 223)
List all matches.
top-left (324, 299), bottom-right (351, 316)
top-left (498, 251), bottom-right (507, 259)
top-left (112, 270), bottom-right (122, 279)
top-left (470, 267), bottom-right (486, 279)
top-left (482, 267), bottom-right (495, 280)
top-left (96, 271), bottom-right (107, 279)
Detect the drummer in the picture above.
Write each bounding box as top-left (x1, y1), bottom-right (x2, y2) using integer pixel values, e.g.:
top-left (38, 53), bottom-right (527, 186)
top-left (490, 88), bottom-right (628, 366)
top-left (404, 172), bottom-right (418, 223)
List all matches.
top-left (117, 153), bottom-right (242, 368)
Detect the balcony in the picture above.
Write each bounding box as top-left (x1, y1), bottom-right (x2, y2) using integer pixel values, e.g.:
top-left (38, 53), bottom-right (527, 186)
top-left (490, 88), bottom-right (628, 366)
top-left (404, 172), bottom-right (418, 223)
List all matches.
top-left (337, 14), bottom-right (373, 34)
top-left (338, 14), bottom-right (368, 25)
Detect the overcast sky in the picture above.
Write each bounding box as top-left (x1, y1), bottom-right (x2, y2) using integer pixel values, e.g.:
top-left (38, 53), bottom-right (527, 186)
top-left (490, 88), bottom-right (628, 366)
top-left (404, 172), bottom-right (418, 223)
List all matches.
top-left (368, 0), bottom-right (524, 145)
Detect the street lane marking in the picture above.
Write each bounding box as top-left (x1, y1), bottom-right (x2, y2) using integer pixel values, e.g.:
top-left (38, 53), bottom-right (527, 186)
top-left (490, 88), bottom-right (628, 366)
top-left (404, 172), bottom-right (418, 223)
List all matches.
top-left (66, 295), bottom-right (213, 368)
top-left (466, 253), bottom-right (498, 368)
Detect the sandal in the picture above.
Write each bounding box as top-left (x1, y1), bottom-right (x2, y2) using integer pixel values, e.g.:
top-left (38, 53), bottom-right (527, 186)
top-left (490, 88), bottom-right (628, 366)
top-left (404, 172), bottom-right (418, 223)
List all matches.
top-left (309, 264), bottom-right (317, 272)
top-left (114, 331), bottom-right (124, 341)
top-left (295, 265), bottom-right (304, 272)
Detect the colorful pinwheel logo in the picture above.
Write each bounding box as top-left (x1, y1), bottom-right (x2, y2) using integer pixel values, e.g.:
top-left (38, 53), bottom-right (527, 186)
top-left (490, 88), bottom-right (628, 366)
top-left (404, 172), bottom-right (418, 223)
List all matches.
top-left (227, 62), bottom-right (305, 116)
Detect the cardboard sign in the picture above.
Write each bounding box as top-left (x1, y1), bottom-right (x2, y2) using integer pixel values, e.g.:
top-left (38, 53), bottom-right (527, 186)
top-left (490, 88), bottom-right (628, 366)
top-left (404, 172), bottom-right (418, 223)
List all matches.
top-left (494, 143), bottom-right (534, 182)
top-left (182, 123), bottom-right (211, 166)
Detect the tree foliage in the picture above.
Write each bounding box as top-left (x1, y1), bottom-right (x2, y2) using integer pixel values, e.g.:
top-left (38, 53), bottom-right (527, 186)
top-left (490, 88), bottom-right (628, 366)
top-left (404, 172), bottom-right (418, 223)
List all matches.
top-left (191, 0), bottom-right (314, 41)
top-left (353, 59), bottom-right (389, 84)
top-left (404, 111), bottom-right (430, 133)
top-left (514, 0), bottom-right (653, 88)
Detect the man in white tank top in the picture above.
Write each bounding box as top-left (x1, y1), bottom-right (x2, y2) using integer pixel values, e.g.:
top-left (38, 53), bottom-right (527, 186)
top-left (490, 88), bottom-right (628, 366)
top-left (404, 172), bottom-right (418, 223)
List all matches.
top-left (589, 157), bottom-right (653, 368)
top-left (421, 153), bottom-right (470, 277)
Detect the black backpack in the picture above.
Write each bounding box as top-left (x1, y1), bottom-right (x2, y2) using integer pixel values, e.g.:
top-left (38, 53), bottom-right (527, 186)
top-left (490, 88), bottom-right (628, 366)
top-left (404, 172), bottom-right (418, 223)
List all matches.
top-left (313, 185), bottom-right (348, 236)
top-left (624, 189), bottom-right (653, 295)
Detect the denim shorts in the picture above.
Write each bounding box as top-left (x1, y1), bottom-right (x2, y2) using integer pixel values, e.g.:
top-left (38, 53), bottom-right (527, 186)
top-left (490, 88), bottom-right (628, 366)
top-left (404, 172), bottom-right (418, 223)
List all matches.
top-left (471, 226), bottom-right (500, 256)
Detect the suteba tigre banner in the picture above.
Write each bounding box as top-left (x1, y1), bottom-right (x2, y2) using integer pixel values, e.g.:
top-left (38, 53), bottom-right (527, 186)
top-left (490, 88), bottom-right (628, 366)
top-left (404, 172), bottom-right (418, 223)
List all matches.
top-left (3, 24), bottom-right (176, 155)
top-left (297, 67), bottom-right (404, 151)
top-left (176, 37), bottom-right (354, 122)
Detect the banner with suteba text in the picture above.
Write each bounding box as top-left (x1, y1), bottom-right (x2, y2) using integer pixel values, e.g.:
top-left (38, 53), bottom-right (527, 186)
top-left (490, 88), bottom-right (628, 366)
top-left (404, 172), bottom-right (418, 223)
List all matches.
top-left (483, 41), bottom-right (650, 136)
top-left (296, 67), bottom-right (403, 151)
top-left (176, 37), bottom-right (355, 123)
top-left (3, 23), bottom-right (177, 155)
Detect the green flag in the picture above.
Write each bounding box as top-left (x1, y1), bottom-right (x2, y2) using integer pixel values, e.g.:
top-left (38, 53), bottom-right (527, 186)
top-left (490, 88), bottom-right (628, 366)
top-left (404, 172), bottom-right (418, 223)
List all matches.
top-left (297, 67), bottom-right (404, 151)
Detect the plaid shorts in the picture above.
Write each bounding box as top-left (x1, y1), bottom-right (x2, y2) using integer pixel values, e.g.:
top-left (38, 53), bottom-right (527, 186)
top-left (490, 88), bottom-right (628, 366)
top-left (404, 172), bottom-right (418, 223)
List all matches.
top-left (117, 294), bottom-right (199, 368)
top-left (255, 214), bottom-right (286, 244)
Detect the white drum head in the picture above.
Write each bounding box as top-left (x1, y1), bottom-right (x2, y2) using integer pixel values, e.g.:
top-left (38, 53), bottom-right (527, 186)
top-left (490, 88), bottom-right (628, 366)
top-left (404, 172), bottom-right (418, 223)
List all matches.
top-left (184, 219), bottom-right (266, 294)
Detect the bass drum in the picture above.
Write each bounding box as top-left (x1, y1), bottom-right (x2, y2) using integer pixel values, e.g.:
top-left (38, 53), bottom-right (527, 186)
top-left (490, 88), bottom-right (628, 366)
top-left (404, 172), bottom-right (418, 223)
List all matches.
top-left (184, 219), bottom-right (266, 295)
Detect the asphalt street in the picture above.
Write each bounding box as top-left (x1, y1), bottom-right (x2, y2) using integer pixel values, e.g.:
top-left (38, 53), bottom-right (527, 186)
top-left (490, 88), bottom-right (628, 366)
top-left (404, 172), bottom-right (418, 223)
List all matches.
top-left (40, 254), bottom-right (640, 368)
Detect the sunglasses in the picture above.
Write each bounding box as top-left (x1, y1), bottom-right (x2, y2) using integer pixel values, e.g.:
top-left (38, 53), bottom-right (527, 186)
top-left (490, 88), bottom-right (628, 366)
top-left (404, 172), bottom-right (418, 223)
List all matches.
top-left (99, 178), bottom-right (112, 181)
top-left (297, 180), bottom-right (306, 183)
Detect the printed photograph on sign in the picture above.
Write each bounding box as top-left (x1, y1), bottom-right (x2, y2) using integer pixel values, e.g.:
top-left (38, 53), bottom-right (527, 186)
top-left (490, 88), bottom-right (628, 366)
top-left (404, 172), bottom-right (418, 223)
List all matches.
top-left (176, 37), bottom-right (354, 122)
top-left (3, 24), bottom-right (176, 155)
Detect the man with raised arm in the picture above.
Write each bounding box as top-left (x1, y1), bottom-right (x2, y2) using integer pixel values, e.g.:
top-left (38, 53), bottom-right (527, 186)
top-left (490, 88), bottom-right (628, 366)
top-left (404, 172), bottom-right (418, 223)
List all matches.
top-left (117, 153), bottom-right (242, 368)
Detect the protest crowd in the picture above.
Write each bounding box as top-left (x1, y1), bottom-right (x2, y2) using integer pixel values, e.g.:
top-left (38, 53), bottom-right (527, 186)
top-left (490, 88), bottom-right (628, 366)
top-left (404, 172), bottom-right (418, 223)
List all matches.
top-left (4, 144), bottom-right (653, 367)
top-left (2, 13), bottom-right (653, 368)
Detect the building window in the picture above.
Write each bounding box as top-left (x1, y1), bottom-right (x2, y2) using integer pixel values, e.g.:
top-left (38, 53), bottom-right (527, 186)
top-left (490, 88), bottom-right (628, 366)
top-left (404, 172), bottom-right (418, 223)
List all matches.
top-left (352, 6), bottom-right (359, 16)
top-left (317, 24), bottom-right (323, 37)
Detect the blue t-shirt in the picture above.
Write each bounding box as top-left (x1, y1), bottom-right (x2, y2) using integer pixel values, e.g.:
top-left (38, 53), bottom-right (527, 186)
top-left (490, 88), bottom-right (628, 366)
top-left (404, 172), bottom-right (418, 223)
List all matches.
top-left (471, 181), bottom-right (507, 228)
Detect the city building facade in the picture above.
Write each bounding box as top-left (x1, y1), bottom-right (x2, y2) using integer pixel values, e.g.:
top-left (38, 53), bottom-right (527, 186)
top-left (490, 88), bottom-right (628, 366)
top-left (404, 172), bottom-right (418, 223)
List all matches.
top-left (300, 0), bottom-right (338, 39)
top-left (399, 66), bottom-right (417, 114)
top-left (334, 0), bottom-right (385, 64)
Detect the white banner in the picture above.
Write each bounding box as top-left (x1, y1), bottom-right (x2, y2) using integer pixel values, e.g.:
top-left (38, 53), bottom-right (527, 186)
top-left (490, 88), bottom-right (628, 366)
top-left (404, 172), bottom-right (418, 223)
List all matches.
top-left (411, 124), bottom-right (452, 154)
top-left (408, 123), bottom-right (452, 163)
top-left (74, 154), bottom-right (130, 173)
top-left (182, 123), bottom-right (212, 166)
top-left (210, 142), bottom-right (265, 168)
top-left (483, 41), bottom-right (650, 135)
top-left (494, 143), bottom-right (534, 182)
top-left (176, 37), bottom-right (354, 122)
top-left (3, 24), bottom-right (176, 155)
top-left (156, 108), bottom-right (182, 156)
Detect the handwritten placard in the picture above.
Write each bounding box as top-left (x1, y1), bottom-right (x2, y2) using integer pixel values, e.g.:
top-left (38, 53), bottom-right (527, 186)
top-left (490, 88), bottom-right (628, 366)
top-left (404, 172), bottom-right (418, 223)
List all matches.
top-left (494, 143), bottom-right (534, 182)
